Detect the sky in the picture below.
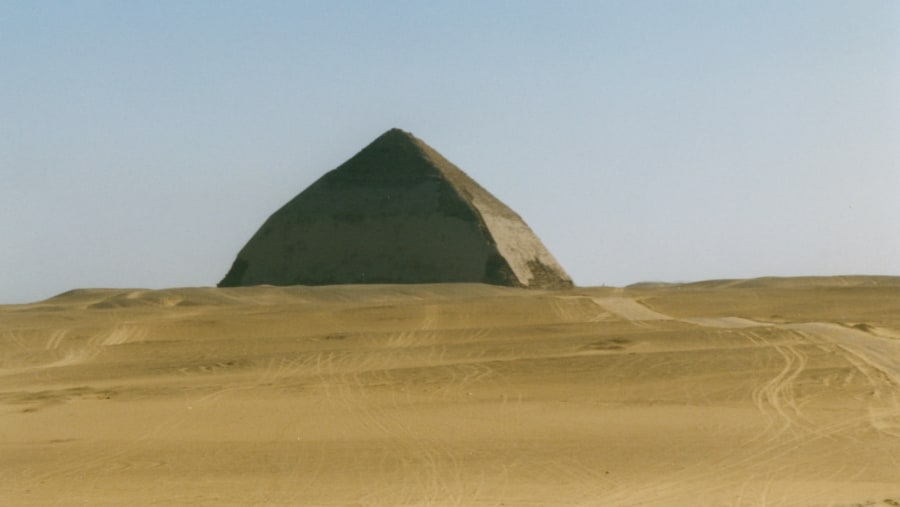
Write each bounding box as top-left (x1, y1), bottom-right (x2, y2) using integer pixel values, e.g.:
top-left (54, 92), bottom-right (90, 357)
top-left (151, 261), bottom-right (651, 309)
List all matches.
top-left (2, 1), bottom-right (899, 303)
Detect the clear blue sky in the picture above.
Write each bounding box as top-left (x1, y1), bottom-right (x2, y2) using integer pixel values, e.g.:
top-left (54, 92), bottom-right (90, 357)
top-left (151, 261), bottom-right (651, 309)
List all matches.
top-left (2, 1), bottom-right (898, 303)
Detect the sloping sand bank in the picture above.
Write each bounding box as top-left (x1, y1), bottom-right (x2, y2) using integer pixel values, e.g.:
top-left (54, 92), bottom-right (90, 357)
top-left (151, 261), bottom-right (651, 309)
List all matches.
top-left (2, 278), bottom-right (899, 506)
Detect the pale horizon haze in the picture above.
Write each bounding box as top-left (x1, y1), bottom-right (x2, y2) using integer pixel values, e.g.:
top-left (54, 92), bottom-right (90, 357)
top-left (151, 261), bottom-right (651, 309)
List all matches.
top-left (2, 1), bottom-right (899, 304)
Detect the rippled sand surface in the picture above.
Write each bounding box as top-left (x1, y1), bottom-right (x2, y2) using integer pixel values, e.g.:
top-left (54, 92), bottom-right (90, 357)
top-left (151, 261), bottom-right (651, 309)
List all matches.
top-left (2, 278), bottom-right (899, 506)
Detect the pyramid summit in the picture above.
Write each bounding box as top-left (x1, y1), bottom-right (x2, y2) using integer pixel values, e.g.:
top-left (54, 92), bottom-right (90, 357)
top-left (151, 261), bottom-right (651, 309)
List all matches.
top-left (219, 128), bottom-right (573, 289)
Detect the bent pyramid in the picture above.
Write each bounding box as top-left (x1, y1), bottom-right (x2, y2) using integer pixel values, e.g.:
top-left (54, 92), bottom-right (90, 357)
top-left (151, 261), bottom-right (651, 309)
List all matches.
top-left (219, 128), bottom-right (573, 289)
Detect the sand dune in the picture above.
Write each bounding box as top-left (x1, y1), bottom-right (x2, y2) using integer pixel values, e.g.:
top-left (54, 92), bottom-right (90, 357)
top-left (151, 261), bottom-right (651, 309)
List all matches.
top-left (2, 277), bottom-right (900, 506)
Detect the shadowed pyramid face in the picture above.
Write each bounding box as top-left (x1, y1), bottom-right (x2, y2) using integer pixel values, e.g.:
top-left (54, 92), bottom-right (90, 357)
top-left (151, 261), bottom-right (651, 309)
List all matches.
top-left (219, 129), bottom-right (573, 289)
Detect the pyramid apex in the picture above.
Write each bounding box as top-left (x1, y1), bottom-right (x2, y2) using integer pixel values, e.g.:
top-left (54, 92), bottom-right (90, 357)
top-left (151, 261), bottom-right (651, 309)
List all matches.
top-left (368, 128), bottom-right (420, 148)
top-left (378, 127), bottom-right (415, 139)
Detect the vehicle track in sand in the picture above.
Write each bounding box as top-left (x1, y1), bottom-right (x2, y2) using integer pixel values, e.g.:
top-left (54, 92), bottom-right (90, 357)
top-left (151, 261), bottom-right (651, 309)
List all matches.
top-left (593, 297), bottom-right (900, 393)
top-left (585, 296), bottom-right (900, 506)
top-left (788, 323), bottom-right (900, 440)
top-left (278, 301), bottom-right (513, 506)
top-left (742, 329), bottom-right (810, 439)
top-left (1, 323), bottom-right (147, 378)
top-left (308, 347), bottom-right (500, 506)
top-left (2, 322), bottom-right (170, 494)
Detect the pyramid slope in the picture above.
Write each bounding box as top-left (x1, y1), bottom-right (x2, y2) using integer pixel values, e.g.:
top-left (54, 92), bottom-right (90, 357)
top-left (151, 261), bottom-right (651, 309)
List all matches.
top-left (406, 132), bottom-right (572, 288)
top-left (220, 129), bottom-right (573, 289)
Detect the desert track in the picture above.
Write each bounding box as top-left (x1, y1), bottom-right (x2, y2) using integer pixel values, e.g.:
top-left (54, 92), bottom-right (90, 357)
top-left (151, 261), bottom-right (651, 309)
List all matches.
top-left (590, 296), bottom-right (900, 506)
top-left (2, 280), bottom-right (899, 506)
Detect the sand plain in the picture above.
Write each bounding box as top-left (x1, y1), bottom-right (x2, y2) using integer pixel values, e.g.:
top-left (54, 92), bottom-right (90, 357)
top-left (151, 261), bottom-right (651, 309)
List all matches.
top-left (2, 277), bottom-right (900, 506)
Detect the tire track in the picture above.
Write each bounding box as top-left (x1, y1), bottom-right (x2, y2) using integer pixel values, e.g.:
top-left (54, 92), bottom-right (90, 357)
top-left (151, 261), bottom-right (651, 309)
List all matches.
top-left (788, 323), bottom-right (900, 439)
top-left (581, 296), bottom-right (900, 506)
top-left (313, 350), bottom-right (477, 506)
top-left (743, 330), bottom-right (809, 439)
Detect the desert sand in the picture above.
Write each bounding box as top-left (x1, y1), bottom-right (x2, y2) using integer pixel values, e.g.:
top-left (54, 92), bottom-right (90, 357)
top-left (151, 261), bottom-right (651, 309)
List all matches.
top-left (2, 277), bottom-right (899, 506)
